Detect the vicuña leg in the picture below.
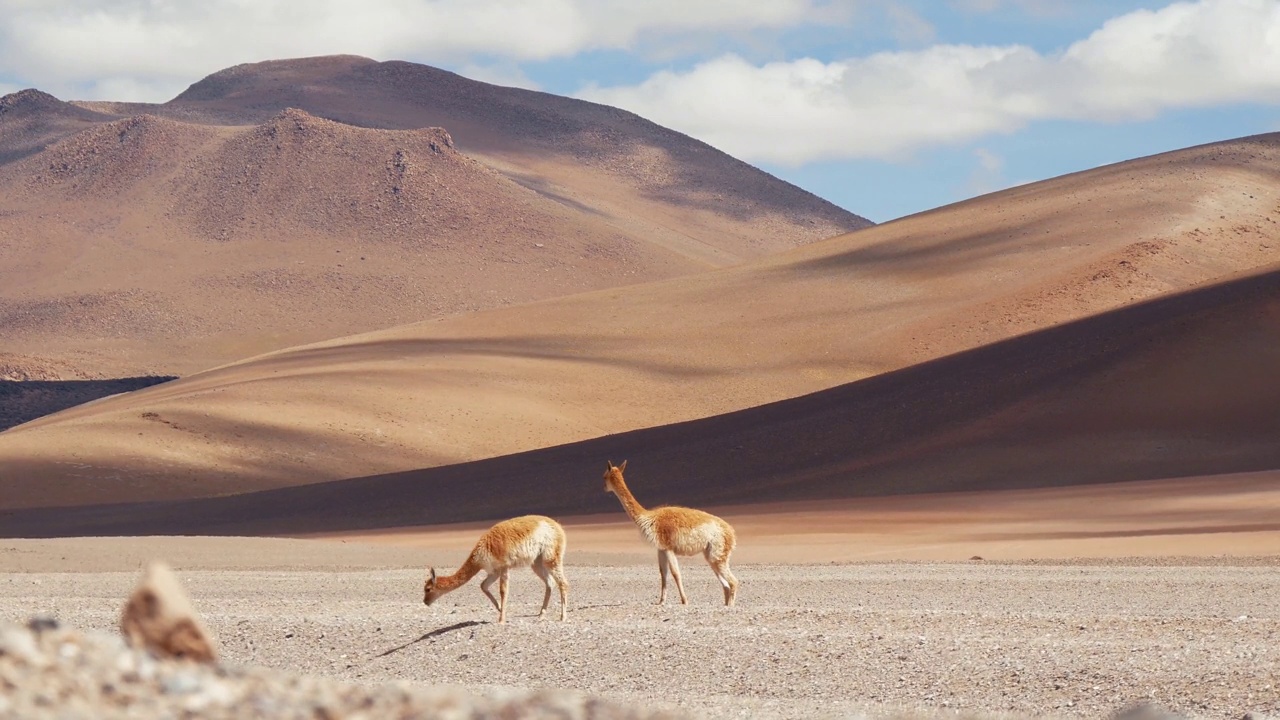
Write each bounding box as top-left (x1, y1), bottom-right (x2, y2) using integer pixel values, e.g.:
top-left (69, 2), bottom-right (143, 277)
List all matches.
top-left (656, 550), bottom-right (670, 605)
top-left (712, 559), bottom-right (739, 607)
top-left (706, 546), bottom-right (740, 607)
top-left (532, 558), bottom-right (552, 618)
top-left (497, 570), bottom-right (510, 623)
top-left (480, 573), bottom-right (500, 611)
top-left (548, 561), bottom-right (569, 621)
top-left (665, 550), bottom-right (689, 605)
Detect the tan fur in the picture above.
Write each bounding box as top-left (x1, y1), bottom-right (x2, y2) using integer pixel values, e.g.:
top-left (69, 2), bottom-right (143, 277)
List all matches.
top-left (603, 460), bottom-right (740, 606)
top-left (119, 561), bottom-right (218, 663)
top-left (423, 515), bottom-right (569, 623)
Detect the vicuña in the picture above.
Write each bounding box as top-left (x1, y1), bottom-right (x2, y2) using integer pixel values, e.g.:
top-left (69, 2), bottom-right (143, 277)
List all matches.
top-left (423, 515), bottom-right (569, 623)
top-left (603, 460), bottom-right (739, 606)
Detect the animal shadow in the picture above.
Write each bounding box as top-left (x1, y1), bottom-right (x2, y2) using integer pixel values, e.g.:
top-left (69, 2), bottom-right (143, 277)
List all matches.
top-left (569, 602), bottom-right (623, 613)
top-left (371, 619), bottom-right (486, 659)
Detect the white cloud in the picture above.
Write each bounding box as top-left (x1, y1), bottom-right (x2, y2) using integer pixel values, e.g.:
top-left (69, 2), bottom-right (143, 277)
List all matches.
top-left (82, 76), bottom-right (193, 105)
top-left (950, 0), bottom-right (1071, 15)
top-left (964, 147), bottom-right (1008, 196)
top-left (974, 147), bottom-right (1003, 173)
top-left (0, 0), bottom-right (848, 101)
top-left (884, 3), bottom-right (937, 45)
top-left (580, 0), bottom-right (1280, 164)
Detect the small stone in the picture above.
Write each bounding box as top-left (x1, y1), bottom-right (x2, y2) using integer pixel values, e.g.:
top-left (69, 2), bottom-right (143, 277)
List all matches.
top-left (161, 671), bottom-right (202, 695)
top-left (26, 616), bottom-right (59, 633)
top-left (0, 627), bottom-right (42, 664)
top-left (1111, 702), bottom-right (1188, 720)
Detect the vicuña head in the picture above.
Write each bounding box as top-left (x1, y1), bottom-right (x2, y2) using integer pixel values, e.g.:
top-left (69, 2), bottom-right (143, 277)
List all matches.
top-left (423, 514), bottom-right (569, 623)
top-left (603, 458), bottom-right (628, 494)
top-left (602, 460), bottom-right (739, 606)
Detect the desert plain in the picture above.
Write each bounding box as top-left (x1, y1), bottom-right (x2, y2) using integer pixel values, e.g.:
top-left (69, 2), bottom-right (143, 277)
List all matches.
top-left (2, 526), bottom-right (1278, 719)
top-left (1, 54), bottom-right (1279, 719)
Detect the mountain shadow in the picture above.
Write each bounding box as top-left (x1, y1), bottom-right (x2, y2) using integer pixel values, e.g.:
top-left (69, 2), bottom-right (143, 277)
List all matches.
top-left (1, 376), bottom-right (178, 432)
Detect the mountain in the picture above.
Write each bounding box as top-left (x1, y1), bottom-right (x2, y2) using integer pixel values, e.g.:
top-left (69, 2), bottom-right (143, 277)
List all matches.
top-left (164, 55), bottom-right (860, 245)
top-left (0, 56), bottom-right (868, 378)
top-left (2, 132), bottom-right (1276, 511)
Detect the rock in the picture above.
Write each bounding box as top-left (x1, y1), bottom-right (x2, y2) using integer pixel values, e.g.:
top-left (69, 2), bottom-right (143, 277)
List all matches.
top-left (0, 625), bottom-right (43, 665)
top-left (1111, 702), bottom-right (1188, 720)
top-left (26, 615), bottom-right (60, 633)
top-left (119, 561), bottom-right (218, 663)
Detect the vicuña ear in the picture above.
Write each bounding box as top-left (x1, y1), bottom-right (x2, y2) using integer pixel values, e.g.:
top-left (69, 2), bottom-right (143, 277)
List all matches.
top-left (606, 460), bottom-right (614, 470)
top-left (429, 567), bottom-right (437, 582)
top-left (619, 459), bottom-right (627, 472)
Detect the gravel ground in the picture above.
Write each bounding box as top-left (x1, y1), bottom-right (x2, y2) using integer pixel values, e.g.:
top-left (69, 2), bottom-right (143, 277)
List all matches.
top-left (0, 618), bottom-right (679, 719)
top-left (1, 561), bottom-right (1277, 719)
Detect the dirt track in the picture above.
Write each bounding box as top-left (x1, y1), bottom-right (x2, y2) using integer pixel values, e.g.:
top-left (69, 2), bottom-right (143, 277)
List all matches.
top-left (2, 539), bottom-right (1276, 719)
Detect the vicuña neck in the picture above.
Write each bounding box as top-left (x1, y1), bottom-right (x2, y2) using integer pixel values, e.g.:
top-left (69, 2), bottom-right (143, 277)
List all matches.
top-left (436, 554), bottom-right (482, 593)
top-left (612, 479), bottom-right (648, 522)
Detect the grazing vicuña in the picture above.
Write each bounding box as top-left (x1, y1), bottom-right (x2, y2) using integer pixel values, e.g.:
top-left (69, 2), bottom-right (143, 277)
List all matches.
top-left (423, 515), bottom-right (569, 623)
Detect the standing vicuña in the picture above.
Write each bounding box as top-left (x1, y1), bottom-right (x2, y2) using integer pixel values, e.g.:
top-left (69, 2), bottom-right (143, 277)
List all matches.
top-left (423, 515), bottom-right (569, 623)
top-left (603, 460), bottom-right (739, 606)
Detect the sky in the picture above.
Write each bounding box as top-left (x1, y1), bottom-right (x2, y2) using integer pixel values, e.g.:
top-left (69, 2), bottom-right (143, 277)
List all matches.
top-left (2, 0), bottom-right (1279, 222)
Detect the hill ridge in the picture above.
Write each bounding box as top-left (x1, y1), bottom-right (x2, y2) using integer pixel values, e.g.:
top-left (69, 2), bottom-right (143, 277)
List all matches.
top-left (0, 88), bottom-right (108, 120)
top-left (164, 56), bottom-right (871, 233)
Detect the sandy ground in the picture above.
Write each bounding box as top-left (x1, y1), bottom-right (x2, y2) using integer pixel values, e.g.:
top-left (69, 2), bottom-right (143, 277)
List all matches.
top-left (322, 473), bottom-right (1280, 564)
top-left (1, 534), bottom-right (1277, 719)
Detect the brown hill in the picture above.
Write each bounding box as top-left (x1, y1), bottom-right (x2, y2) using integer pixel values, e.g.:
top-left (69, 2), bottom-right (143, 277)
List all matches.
top-left (1, 133), bottom-right (1276, 512)
top-left (21, 114), bottom-right (218, 195)
top-left (0, 89), bottom-right (115, 165)
top-left (167, 55), bottom-right (861, 243)
top-left (0, 60), bottom-right (868, 378)
top-left (3, 263), bottom-right (1275, 537)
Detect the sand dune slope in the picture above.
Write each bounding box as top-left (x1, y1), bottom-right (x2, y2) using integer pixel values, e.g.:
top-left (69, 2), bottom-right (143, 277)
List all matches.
top-left (1, 262), bottom-right (1276, 536)
top-left (1, 135), bottom-right (1277, 515)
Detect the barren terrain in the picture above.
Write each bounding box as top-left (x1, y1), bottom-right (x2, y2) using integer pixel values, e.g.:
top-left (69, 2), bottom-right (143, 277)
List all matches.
top-left (1, 535), bottom-right (1276, 720)
top-left (3, 50), bottom-right (1277, 720)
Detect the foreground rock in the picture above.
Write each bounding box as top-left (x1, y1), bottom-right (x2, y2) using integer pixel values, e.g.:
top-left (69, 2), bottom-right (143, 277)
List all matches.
top-left (0, 618), bottom-right (682, 719)
top-left (119, 561), bottom-right (219, 663)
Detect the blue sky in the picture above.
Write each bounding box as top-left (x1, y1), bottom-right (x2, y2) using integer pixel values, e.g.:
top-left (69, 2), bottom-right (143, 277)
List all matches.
top-left (3, 0), bottom-right (1279, 222)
